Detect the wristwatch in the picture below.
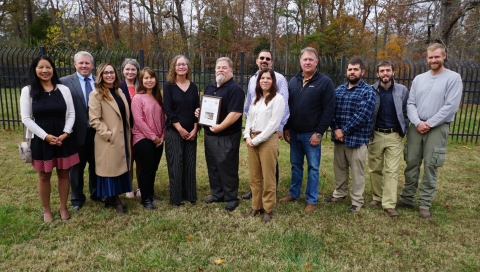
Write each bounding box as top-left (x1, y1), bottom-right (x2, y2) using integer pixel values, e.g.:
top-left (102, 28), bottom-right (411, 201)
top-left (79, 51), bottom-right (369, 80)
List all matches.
top-left (316, 133), bottom-right (322, 138)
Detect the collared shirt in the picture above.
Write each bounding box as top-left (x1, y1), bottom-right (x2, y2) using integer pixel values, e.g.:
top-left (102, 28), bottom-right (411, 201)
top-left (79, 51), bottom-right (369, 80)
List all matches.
top-left (244, 70), bottom-right (289, 131)
top-left (203, 78), bottom-right (245, 136)
top-left (76, 72), bottom-right (94, 104)
top-left (331, 80), bottom-right (376, 147)
top-left (244, 95), bottom-right (285, 146)
top-left (376, 83), bottom-right (401, 128)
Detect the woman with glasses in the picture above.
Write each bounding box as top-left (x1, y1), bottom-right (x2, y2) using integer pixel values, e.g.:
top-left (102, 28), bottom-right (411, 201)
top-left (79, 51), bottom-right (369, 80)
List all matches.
top-left (163, 55), bottom-right (199, 206)
top-left (20, 55), bottom-right (80, 222)
top-left (244, 68), bottom-right (285, 223)
top-left (131, 67), bottom-right (165, 209)
top-left (89, 63), bottom-right (132, 214)
top-left (120, 58), bottom-right (141, 199)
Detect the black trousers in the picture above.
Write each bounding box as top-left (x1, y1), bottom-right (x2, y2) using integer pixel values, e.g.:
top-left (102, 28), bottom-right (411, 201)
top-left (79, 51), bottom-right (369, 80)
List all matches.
top-left (134, 138), bottom-right (163, 202)
top-left (165, 127), bottom-right (197, 204)
top-left (204, 131), bottom-right (241, 207)
top-left (70, 128), bottom-right (98, 206)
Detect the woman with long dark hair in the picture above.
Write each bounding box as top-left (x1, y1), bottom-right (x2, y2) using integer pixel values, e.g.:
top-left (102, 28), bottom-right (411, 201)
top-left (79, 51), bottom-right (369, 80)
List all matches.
top-left (131, 67), bottom-right (166, 209)
top-left (20, 55), bottom-right (80, 222)
top-left (89, 63), bottom-right (132, 214)
top-left (244, 68), bottom-right (285, 223)
top-left (163, 55), bottom-right (199, 206)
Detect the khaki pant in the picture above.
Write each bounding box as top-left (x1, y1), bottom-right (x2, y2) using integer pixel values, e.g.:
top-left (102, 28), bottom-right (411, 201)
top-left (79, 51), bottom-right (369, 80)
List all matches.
top-left (248, 134), bottom-right (279, 213)
top-left (368, 131), bottom-right (403, 209)
top-left (333, 143), bottom-right (367, 207)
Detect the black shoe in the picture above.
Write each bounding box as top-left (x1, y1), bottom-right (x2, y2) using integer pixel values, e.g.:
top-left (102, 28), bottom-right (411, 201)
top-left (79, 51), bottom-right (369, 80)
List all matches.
top-left (150, 196), bottom-right (160, 202)
top-left (190, 201), bottom-right (197, 205)
top-left (203, 197), bottom-right (224, 204)
top-left (172, 202), bottom-right (185, 206)
top-left (141, 199), bottom-right (157, 210)
top-left (105, 199), bottom-right (127, 210)
top-left (225, 204), bottom-right (237, 212)
top-left (72, 205), bottom-right (83, 211)
top-left (91, 197), bottom-right (105, 203)
top-left (241, 191), bottom-right (252, 200)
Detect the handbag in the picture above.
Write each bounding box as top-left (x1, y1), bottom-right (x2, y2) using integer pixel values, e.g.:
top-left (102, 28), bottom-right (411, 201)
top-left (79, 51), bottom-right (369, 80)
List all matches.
top-left (19, 128), bottom-right (32, 163)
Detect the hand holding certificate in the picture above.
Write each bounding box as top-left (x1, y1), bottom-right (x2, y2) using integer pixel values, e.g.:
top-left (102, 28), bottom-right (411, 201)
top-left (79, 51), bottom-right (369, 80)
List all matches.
top-left (199, 95), bottom-right (222, 126)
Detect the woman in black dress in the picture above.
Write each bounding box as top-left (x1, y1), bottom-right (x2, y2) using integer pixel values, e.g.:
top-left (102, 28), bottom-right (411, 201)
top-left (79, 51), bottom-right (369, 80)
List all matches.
top-left (20, 55), bottom-right (80, 222)
top-left (164, 55), bottom-right (200, 206)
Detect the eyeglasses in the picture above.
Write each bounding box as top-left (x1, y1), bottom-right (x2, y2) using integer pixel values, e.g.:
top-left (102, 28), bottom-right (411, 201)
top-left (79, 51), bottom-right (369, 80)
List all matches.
top-left (103, 71), bottom-right (115, 75)
top-left (259, 56), bottom-right (271, 61)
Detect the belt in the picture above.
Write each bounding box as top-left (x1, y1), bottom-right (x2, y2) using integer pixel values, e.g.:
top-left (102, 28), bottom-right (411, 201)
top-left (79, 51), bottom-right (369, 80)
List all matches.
top-left (375, 127), bottom-right (401, 134)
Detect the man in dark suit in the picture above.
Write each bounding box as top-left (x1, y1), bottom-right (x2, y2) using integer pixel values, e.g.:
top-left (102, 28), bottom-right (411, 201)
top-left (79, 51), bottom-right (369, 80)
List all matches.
top-left (60, 51), bottom-right (102, 211)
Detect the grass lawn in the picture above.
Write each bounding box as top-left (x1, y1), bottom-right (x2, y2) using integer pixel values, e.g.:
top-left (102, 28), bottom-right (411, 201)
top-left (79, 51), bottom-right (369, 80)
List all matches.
top-left (0, 128), bottom-right (479, 271)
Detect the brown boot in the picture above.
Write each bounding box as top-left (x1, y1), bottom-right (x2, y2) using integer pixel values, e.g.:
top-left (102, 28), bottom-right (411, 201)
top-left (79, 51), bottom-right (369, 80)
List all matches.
top-left (305, 203), bottom-right (316, 212)
top-left (244, 209), bottom-right (264, 218)
top-left (262, 212), bottom-right (273, 223)
top-left (419, 209), bottom-right (431, 219)
top-left (396, 199), bottom-right (414, 209)
top-left (384, 208), bottom-right (400, 217)
top-left (279, 194), bottom-right (296, 203)
top-left (369, 200), bottom-right (381, 206)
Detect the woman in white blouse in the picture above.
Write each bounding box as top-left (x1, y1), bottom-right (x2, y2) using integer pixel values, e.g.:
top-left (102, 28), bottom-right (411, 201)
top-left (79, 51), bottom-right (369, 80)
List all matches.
top-left (244, 68), bottom-right (285, 223)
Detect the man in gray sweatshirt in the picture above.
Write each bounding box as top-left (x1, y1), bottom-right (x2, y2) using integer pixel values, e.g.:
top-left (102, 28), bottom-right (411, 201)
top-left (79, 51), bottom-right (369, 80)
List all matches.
top-left (397, 43), bottom-right (463, 219)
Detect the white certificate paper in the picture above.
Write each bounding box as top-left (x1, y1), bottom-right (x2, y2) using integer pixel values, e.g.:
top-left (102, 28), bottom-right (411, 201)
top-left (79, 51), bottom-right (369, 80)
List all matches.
top-left (199, 95), bottom-right (222, 126)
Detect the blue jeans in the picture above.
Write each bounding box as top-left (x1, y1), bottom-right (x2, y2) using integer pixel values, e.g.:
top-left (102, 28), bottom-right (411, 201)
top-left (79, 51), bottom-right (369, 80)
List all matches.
top-left (289, 130), bottom-right (321, 204)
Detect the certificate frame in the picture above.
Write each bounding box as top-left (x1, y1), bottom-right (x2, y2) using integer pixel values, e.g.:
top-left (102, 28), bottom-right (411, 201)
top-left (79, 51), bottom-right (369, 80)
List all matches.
top-left (199, 95), bottom-right (222, 127)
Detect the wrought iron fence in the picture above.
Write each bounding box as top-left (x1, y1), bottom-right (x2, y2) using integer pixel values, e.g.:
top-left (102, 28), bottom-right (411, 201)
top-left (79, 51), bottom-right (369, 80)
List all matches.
top-left (1, 47), bottom-right (479, 143)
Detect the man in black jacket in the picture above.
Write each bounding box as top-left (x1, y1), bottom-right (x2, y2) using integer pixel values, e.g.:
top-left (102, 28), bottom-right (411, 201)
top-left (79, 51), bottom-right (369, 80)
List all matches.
top-left (279, 47), bottom-right (336, 212)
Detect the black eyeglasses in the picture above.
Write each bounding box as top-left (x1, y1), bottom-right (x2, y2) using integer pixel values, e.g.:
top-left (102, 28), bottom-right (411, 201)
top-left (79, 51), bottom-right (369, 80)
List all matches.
top-left (259, 56), bottom-right (271, 61)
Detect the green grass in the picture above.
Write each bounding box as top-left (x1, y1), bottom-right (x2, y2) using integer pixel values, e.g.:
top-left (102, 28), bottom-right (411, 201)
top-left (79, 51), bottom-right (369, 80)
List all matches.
top-left (0, 128), bottom-right (479, 271)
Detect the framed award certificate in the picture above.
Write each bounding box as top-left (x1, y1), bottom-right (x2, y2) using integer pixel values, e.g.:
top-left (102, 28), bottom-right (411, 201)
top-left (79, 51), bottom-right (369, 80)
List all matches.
top-left (199, 95), bottom-right (222, 126)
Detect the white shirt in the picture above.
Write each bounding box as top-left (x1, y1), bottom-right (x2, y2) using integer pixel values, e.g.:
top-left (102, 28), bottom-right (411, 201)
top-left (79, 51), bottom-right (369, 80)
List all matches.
top-left (244, 94), bottom-right (285, 146)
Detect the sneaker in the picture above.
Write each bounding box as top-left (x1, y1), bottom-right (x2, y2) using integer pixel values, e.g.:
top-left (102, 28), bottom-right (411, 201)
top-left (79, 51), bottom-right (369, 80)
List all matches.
top-left (125, 192), bottom-right (135, 198)
top-left (135, 188), bottom-right (141, 197)
top-left (348, 205), bottom-right (361, 213)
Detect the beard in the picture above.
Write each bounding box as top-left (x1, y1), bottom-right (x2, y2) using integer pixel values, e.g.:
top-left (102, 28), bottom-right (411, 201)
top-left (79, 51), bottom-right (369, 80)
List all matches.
top-left (380, 76), bottom-right (392, 84)
top-left (428, 61), bottom-right (443, 71)
top-left (348, 76), bottom-right (361, 85)
top-left (216, 74), bottom-right (226, 83)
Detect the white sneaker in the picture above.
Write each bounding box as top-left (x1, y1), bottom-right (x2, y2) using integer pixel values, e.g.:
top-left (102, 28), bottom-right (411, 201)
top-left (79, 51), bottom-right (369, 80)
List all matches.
top-left (135, 188), bottom-right (141, 197)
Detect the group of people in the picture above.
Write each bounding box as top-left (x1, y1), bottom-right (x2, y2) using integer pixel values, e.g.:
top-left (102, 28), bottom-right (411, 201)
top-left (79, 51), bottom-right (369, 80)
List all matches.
top-left (21, 52), bottom-right (199, 221)
top-left (21, 42), bottom-right (462, 223)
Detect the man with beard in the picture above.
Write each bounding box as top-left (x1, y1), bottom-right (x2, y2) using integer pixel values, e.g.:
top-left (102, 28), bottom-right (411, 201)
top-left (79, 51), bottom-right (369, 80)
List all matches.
top-left (397, 43), bottom-right (462, 219)
top-left (368, 60), bottom-right (409, 217)
top-left (200, 57), bottom-right (245, 212)
top-left (326, 58), bottom-right (376, 213)
top-left (241, 49), bottom-right (289, 200)
top-left (279, 47), bottom-right (336, 212)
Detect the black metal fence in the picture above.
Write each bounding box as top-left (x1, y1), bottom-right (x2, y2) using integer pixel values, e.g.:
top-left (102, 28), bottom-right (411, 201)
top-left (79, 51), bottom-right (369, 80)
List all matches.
top-left (1, 47), bottom-right (479, 143)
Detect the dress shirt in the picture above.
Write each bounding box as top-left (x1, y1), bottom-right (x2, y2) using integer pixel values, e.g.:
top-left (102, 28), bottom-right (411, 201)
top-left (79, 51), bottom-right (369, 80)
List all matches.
top-left (76, 72), bottom-right (95, 104)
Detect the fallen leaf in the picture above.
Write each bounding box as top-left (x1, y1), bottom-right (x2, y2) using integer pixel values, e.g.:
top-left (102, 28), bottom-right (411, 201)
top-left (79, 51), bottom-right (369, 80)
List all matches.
top-left (213, 259), bottom-right (225, 265)
top-left (304, 263), bottom-right (311, 270)
top-left (1, 146), bottom-right (5, 150)
top-left (386, 239), bottom-right (392, 244)
top-left (444, 205), bottom-right (450, 209)
top-left (198, 266), bottom-right (202, 271)
top-left (188, 234), bottom-right (193, 242)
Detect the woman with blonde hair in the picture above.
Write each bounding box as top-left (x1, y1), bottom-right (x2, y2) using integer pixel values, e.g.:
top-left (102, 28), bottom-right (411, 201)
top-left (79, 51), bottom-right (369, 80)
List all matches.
top-left (131, 67), bottom-right (166, 209)
top-left (89, 63), bottom-right (132, 214)
top-left (20, 55), bottom-right (80, 222)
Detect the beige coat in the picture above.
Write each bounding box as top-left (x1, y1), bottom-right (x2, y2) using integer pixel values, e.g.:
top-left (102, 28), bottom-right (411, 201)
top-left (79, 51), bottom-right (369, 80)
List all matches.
top-left (89, 89), bottom-right (131, 177)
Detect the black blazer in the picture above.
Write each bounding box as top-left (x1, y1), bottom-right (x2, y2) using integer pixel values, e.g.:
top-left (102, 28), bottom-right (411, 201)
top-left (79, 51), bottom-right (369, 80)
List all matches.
top-left (60, 73), bottom-right (95, 147)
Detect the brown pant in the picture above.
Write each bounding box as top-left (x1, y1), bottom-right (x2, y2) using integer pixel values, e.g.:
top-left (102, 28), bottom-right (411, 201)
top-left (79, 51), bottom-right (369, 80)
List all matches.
top-left (248, 134), bottom-right (279, 213)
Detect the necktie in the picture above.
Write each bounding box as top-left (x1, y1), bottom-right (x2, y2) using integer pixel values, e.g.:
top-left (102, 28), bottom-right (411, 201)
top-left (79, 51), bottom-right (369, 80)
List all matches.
top-left (85, 77), bottom-right (92, 105)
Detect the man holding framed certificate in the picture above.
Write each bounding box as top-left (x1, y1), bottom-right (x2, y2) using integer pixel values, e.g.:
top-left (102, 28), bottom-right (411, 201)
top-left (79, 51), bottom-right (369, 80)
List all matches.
top-left (199, 57), bottom-right (245, 212)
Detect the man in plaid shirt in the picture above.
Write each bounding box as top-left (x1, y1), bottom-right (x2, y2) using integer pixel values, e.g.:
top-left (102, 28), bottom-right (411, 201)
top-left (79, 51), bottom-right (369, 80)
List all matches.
top-left (326, 58), bottom-right (376, 213)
